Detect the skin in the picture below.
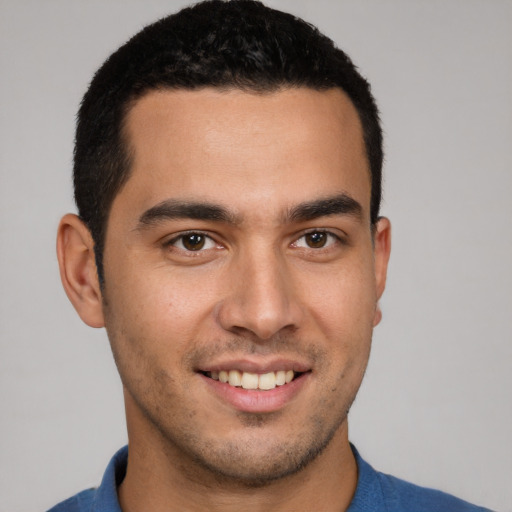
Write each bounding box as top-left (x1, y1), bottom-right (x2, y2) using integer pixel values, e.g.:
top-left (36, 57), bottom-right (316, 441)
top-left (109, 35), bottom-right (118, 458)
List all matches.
top-left (57, 87), bottom-right (391, 512)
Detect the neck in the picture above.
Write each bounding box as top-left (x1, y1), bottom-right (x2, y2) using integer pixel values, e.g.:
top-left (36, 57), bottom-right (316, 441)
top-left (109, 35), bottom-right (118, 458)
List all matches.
top-left (119, 397), bottom-right (358, 512)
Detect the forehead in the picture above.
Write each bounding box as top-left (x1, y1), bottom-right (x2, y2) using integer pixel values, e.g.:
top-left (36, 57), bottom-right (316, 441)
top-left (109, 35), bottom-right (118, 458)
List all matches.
top-left (116, 87), bottom-right (370, 223)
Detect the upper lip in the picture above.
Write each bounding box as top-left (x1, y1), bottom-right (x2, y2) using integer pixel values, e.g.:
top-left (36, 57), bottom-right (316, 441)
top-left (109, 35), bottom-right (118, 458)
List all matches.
top-left (197, 357), bottom-right (311, 374)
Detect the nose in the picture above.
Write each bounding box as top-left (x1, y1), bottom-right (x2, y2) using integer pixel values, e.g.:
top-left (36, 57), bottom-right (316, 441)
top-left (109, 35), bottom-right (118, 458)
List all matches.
top-left (216, 249), bottom-right (303, 340)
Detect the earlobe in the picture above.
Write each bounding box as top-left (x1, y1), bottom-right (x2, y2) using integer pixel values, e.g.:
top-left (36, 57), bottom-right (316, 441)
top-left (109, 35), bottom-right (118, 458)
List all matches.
top-left (56, 214), bottom-right (105, 328)
top-left (373, 217), bottom-right (391, 327)
top-left (373, 305), bottom-right (383, 327)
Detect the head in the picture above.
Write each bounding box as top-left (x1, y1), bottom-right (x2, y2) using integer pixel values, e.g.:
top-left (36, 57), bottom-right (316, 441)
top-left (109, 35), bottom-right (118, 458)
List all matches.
top-left (58, 0), bottom-right (391, 489)
top-left (73, 0), bottom-right (383, 283)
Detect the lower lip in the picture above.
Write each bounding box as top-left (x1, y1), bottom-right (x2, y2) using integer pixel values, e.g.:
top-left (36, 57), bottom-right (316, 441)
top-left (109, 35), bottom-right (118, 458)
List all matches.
top-left (200, 373), bottom-right (310, 413)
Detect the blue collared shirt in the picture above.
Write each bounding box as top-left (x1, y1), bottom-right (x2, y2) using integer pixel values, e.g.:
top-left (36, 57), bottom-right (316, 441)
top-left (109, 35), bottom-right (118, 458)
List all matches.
top-left (48, 445), bottom-right (493, 511)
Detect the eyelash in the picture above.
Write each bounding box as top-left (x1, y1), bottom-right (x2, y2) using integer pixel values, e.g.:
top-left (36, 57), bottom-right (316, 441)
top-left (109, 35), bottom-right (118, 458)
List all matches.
top-left (163, 229), bottom-right (344, 254)
top-left (292, 229), bottom-right (344, 250)
top-left (164, 231), bottom-right (219, 253)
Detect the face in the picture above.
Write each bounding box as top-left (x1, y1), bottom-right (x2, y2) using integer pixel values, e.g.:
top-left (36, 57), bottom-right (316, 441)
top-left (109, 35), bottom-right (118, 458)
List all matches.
top-left (100, 88), bottom-right (390, 483)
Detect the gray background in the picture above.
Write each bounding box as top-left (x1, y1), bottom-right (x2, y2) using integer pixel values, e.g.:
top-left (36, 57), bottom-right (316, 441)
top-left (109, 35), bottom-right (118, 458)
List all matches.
top-left (1, 1), bottom-right (511, 511)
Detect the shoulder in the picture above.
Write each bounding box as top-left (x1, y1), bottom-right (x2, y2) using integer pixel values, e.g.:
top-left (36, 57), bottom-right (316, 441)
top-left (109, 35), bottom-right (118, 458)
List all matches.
top-left (46, 446), bottom-right (128, 512)
top-left (349, 445), bottom-right (494, 512)
top-left (376, 471), bottom-right (494, 512)
top-left (46, 488), bottom-right (95, 512)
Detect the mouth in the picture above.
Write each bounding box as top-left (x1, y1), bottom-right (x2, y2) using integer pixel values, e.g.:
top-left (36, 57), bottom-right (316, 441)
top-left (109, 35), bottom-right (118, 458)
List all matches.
top-left (202, 369), bottom-right (304, 391)
top-left (198, 363), bottom-right (311, 413)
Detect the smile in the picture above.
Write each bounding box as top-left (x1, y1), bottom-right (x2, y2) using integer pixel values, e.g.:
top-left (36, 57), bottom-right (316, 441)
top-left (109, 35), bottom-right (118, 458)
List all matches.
top-left (200, 365), bottom-right (310, 413)
top-left (205, 370), bottom-right (298, 390)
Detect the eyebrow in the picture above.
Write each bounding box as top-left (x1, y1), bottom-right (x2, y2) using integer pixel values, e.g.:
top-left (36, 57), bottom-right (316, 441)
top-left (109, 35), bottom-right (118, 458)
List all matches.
top-left (136, 193), bottom-right (363, 230)
top-left (137, 199), bottom-right (240, 228)
top-left (286, 194), bottom-right (363, 223)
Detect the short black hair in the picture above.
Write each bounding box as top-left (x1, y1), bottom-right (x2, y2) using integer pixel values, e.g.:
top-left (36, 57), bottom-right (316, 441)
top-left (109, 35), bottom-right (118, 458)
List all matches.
top-left (74, 0), bottom-right (383, 282)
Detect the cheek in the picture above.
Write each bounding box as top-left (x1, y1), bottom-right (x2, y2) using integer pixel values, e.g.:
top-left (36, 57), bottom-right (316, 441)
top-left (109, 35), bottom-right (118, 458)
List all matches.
top-left (299, 258), bottom-right (377, 334)
top-left (296, 257), bottom-right (376, 380)
top-left (104, 261), bottom-right (221, 355)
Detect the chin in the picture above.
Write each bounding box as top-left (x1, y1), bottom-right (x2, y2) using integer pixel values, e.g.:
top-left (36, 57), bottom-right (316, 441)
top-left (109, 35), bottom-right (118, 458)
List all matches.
top-left (164, 412), bottom-right (346, 487)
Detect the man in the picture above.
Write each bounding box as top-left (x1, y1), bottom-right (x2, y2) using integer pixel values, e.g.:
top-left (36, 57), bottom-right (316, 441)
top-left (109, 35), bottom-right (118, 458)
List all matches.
top-left (51, 1), bottom-right (492, 510)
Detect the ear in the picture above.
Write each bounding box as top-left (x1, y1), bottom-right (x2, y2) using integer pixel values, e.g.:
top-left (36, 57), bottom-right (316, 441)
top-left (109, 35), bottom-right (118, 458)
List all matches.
top-left (56, 214), bottom-right (105, 328)
top-left (372, 217), bottom-right (391, 327)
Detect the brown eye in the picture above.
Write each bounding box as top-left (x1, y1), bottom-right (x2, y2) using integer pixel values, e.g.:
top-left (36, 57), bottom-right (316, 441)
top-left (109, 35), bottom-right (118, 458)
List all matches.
top-left (166, 232), bottom-right (219, 255)
top-left (182, 233), bottom-right (206, 251)
top-left (292, 230), bottom-right (340, 251)
top-left (305, 231), bottom-right (327, 248)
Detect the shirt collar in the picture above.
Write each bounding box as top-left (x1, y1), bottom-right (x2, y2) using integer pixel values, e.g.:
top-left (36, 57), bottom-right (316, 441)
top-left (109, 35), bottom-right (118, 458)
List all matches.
top-left (347, 444), bottom-right (386, 511)
top-left (91, 446), bottom-right (127, 512)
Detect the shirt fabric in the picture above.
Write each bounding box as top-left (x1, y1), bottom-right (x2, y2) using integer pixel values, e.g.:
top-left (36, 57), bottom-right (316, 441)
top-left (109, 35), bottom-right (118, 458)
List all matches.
top-left (48, 445), bottom-right (493, 512)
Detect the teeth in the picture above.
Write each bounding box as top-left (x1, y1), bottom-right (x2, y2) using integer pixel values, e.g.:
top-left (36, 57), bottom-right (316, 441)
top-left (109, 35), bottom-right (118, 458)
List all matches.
top-left (258, 372), bottom-right (276, 390)
top-left (228, 370), bottom-right (242, 386)
top-left (208, 370), bottom-right (297, 390)
top-left (241, 372), bottom-right (259, 389)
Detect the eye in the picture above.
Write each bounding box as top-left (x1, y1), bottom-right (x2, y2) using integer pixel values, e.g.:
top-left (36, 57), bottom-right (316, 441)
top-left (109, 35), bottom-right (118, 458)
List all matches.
top-left (293, 230), bottom-right (340, 249)
top-left (168, 232), bottom-right (217, 252)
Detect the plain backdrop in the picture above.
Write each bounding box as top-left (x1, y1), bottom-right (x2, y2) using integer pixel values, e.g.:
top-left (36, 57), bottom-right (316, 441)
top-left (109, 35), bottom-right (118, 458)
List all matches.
top-left (1, 1), bottom-right (511, 511)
